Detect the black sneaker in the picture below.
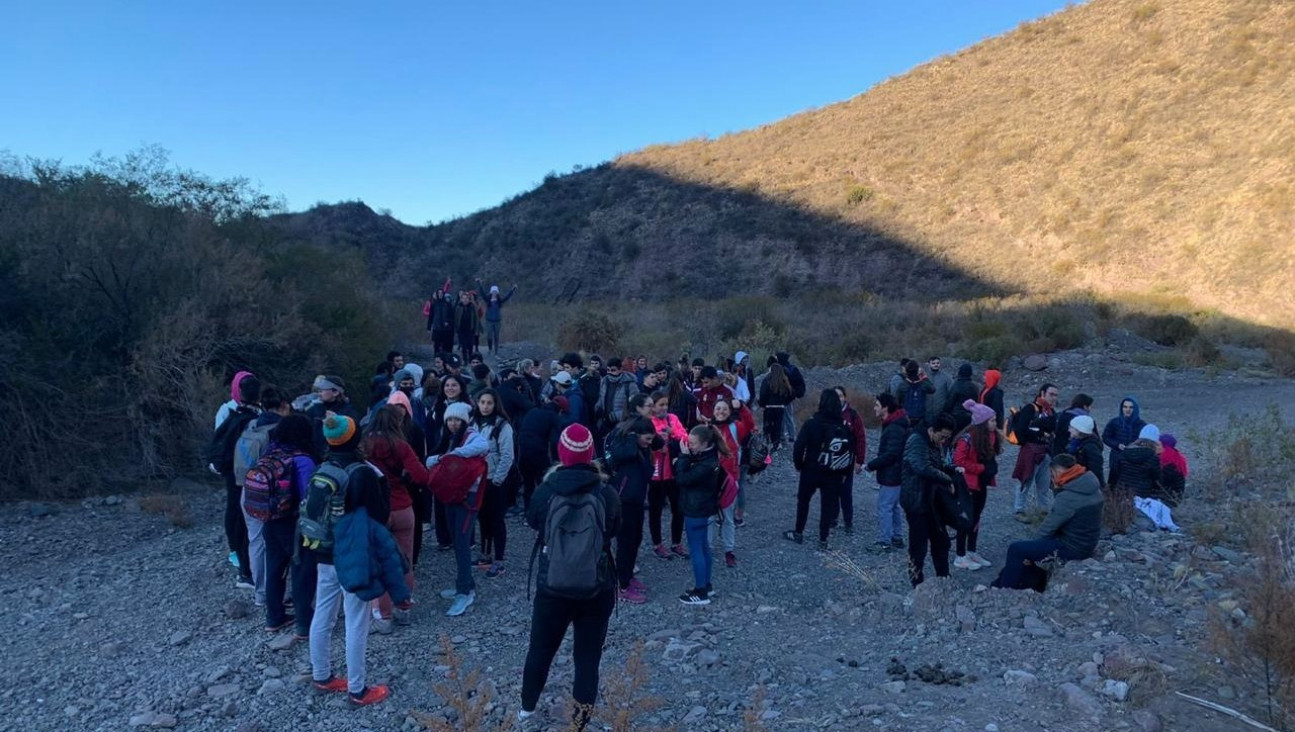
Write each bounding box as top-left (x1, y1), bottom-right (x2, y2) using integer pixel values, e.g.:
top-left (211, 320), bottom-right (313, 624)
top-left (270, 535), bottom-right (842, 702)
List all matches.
top-left (843, 525), bottom-right (855, 535)
top-left (679, 588), bottom-right (711, 606)
top-left (783, 530), bottom-right (803, 544)
top-left (891, 537), bottom-right (906, 549)
top-left (818, 540), bottom-right (829, 552)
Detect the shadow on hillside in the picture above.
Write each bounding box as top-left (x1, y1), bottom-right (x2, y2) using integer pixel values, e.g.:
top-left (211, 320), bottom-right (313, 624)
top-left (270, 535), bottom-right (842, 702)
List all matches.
top-left (283, 163), bottom-right (1009, 304)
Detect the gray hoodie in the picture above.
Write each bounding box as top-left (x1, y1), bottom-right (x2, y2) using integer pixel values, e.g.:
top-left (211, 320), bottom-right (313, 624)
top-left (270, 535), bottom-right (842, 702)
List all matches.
top-left (1037, 470), bottom-right (1104, 558)
top-left (598, 372), bottom-right (640, 424)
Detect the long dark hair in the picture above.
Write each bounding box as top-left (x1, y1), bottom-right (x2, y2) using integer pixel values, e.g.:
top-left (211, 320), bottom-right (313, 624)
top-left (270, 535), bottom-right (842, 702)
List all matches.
top-left (362, 404), bottom-right (409, 455)
top-left (473, 388), bottom-right (510, 426)
top-left (765, 363), bottom-right (792, 397)
top-left (270, 413), bottom-right (313, 453)
top-left (964, 421), bottom-right (1002, 461)
top-left (814, 388), bottom-right (842, 420)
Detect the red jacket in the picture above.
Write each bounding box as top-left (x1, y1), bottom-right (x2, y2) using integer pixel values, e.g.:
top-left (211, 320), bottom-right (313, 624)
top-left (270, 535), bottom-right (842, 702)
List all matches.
top-left (715, 411), bottom-right (753, 480)
top-left (364, 438), bottom-right (431, 512)
top-left (841, 406), bottom-right (867, 467)
top-left (952, 431), bottom-right (998, 491)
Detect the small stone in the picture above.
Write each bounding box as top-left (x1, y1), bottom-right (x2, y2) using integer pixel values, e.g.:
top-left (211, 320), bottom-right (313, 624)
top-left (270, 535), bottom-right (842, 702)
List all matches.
top-left (1023, 354), bottom-right (1049, 371)
top-left (881, 680), bottom-right (906, 694)
top-left (207, 683), bottom-right (240, 698)
top-left (100, 641), bottom-right (123, 658)
top-left (104, 494), bottom-right (124, 506)
top-left (205, 666), bottom-right (232, 684)
top-left (257, 679), bottom-right (285, 695)
top-left (1023, 616), bottom-right (1054, 637)
top-left (985, 725), bottom-right (1000, 732)
top-left (1003, 670), bottom-right (1037, 686)
top-left (26, 502), bottom-right (55, 518)
top-left (64, 706), bottom-right (79, 717)
top-left (262, 667), bottom-right (281, 678)
top-left (1058, 683), bottom-right (1102, 716)
top-left (756, 605), bottom-right (780, 614)
top-left (682, 706), bottom-right (707, 724)
top-left (1100, 679), bottom-right (1130, 702)
top-left (696, 650), bottom-right (721, 668)
top-left (224, 600), bottom-right (252, 620)
top-left (129, 712), bottom-right (178, 728)
top-left (956, 604), bottom-right (976, 633)
top-left (168, 631), bottom-right (192, 647)
top-left (1132, 709), bottom-right (1162, 732)
top-left (1211, 546), bottom-right (1242, 563)
top-left (267, 634), bottom-right (296, 651)
top-left (760, 710), bottom-right (782, 721)
top-left (1217, 685), bottom-right (1236, 700)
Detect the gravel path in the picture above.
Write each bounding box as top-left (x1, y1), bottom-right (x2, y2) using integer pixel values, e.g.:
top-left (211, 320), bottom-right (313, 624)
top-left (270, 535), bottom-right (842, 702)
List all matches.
top-left (2, 350), bottom-right (1292, 731)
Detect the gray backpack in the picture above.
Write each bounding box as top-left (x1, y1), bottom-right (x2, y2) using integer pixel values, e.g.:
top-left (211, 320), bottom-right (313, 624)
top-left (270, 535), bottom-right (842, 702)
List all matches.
top-left (534, 492), bottom-right (608, 599)
top-left (233, 422), bottom-right (274, 487)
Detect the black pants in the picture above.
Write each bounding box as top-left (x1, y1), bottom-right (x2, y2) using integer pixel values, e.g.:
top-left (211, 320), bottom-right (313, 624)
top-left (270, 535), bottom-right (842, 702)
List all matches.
top-left (262, 516), bottom-right (295, 628)
top-left (223, 473), bottom-right (251, 579)
top-left (840, 471), bottom-right (855, 528)
top-left (478, 480), bottom-right (508, 562)
top-left (648, 480), bottom-right (683, 546)
top-left (616, 499), bottom-right (645, 589)
top-left (457, 330), bottom-right (475, 362)
top-left (794, 476), bottom-right (843, 542)
top-left (905, 509), bottom-right (951, 586)
top-left (434, 497), bottom-right (453, 548)
top-left (521, 589), bottom-right (615, 728)
top-left (956, 488), bottom-right (989, 555)
top-left (432, 330), bottom-right (454, 357)
top-left (290, 545), bottom-right (318, 637)
top-left (521, 459), bottom-right (549, 511)
top-left (411, 486), bottom-right (432, 566)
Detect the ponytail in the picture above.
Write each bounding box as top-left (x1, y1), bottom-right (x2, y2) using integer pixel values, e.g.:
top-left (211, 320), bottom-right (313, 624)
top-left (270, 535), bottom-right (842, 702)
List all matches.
top-left (689, 424), bottom-right (732, 457)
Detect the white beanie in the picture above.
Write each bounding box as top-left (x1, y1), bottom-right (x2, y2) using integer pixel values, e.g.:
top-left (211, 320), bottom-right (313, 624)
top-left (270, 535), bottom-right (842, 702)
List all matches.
top-left (1138, 424), bottom-right (1160, 442)
top-left (444, 402), bottom-right (472, 423)
top-left (1070, 415), bottom-right (1095, 435)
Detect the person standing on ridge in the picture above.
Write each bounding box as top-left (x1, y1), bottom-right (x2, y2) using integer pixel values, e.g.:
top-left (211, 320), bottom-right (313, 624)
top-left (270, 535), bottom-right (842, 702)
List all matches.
top-left (475, 278), bottom-right (517, 355)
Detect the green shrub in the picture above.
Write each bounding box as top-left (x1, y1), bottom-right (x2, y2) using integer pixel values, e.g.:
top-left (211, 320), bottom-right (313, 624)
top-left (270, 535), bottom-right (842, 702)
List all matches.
top-left (558, 311), bottom-right (624, 355)
top-left (1133, 313), bottom-right (1199, 346)
top-left (846, 184), bottom-right (875, 205)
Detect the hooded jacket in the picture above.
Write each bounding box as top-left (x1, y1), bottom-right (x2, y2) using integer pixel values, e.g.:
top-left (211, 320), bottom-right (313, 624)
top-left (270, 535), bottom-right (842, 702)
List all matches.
top-left (606, 429), bottom-right (662, 505)
top-left (1072, 434), bottom-right (1106, 489)
top-left (675, 447), bottom-right (722, 518)
top-left (598, 372), bottom-right (640, 424)
top-left (526, 463), bottom-right (622, 597)
top-left (901, 429), bottom-right (953, 516)
top-left (948, 368), bottom-right (980, 421)
top-left (776, 352), bottom-right (806, 400)
top-left (866, 409), bottom-right (909, 486)
top-left (430, 293), bottom-right (455, 334)
top-left (1037, 468), bottom-right (1104, 558)
top-left (792, 410), bottom-right (853, 482)
top-left (1102, 397), bottom-right (1146, 476)
top-left (979, 370), bottom-right (1004, 425)
top-left (519, 402), bottom-right (571, 470)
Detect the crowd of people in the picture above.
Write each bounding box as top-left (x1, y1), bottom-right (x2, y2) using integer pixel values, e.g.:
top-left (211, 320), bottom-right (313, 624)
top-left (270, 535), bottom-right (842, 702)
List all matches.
top-left (205, 335), bottom-right (1190, 725)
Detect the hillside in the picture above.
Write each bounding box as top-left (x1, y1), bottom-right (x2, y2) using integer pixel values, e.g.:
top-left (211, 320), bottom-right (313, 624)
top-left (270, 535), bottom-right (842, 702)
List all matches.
top-left (281, 0), bottom-right (1295, 327)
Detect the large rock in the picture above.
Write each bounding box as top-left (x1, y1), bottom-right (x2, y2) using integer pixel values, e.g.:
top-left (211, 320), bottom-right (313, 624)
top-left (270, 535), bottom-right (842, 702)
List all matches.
top-left (1023, 354), bottom-right (1049, 372)
top-left (1058, 683), bottom-right (1103, 716)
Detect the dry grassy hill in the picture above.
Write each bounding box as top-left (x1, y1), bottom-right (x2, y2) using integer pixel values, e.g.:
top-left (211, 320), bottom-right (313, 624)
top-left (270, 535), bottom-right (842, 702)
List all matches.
top-left (617, 0), bottom-right (1295, 325)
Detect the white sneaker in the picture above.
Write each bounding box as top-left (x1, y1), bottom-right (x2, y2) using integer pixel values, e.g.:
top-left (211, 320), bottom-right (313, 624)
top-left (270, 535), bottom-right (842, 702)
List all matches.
top-left (371, 617), bottom-right (393, 635)
top-left (447, 591), bottom-right (475, 617)
top-left (954, 555), bottom-right (981, 571)
top-left (968, 552), bottom-right (992, 568)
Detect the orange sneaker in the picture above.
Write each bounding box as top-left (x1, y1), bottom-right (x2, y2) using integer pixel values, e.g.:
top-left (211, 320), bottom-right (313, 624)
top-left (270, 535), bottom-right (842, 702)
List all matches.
top-left (349, 684), bottom-right (390, 706)
top-left (313, 676), bottom-right (348, 694)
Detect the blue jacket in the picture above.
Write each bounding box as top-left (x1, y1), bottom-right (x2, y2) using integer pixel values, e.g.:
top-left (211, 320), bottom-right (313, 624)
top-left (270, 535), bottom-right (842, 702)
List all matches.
top-left (477, 285), bottom-right (516, 322)
top-left (333, 506), bottom-right (411, 603)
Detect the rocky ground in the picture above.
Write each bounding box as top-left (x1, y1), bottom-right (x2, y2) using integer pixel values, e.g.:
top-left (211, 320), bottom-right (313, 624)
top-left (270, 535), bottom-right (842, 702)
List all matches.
top-left (2, 340), bottom-right (1293, 731)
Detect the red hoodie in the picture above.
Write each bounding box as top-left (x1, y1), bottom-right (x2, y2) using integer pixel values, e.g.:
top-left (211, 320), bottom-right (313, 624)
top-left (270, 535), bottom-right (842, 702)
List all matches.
top-left (842, 406), bottom-right (867, 467)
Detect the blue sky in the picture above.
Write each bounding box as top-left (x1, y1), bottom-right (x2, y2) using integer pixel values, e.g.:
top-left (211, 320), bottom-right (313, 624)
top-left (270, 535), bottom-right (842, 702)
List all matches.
top-left (2, 1), bottom-right (1073, 224)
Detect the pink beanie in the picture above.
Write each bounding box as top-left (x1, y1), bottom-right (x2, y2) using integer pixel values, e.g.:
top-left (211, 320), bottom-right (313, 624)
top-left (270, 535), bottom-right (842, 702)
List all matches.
top-left (964, 399), bottom-right (995, 426)
top-left (557, 424), bottom-right (595, 466)
top-left (387, 391), bottom-right (413, 418)
top-left (230, 370), bottom-right (254, 402)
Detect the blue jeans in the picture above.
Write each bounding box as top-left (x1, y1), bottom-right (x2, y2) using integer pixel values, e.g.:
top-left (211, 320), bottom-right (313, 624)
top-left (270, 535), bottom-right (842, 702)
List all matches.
top-left (684, 516), bottom-right (711, 590)
top-left (877, 484), bottom-right (903, 542)
top-left (446, 503), bottom-right (477, 595)
top-left (992, 538), bottom-right (1079, 590)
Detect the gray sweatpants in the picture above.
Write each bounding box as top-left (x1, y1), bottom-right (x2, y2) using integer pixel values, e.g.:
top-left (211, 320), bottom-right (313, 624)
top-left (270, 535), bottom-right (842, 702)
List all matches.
top-left (1014, 459), bottom-right (1053, 512)
top-left (241, 503), bottom-right (266, 605)
top-left (310, 564), bottom-right (372, 694)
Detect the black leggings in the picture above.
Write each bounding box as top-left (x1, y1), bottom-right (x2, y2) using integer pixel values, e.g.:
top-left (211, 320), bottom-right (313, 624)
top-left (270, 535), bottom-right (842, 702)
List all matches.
top-left (794, 477), bottom-right (843, 542)
top-left (478, 480), bottom-right (508, 562)
top-left (521, 589), bottom-right (615, 728)
top-left (522, 460), bottom-right (549, 511)
top-left (905, 509), bottom-right (951, 586)
top-left (956, 488), bottom-right (989, 555)
top-left (647, 480), bottom-right (683, 546)
top-left (224, 473), bottom-right (250, 579)
top-left (840, 471), bottom-right (855, 527)
top-left (262, 516), bottom-right (295, 628)
top-left (411, 486), bottom-right (432, 566)
top-left (616, 499), bottom-right (645, 589)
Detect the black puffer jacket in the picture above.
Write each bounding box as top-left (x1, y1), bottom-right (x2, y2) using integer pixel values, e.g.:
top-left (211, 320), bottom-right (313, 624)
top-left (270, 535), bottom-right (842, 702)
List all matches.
top-left (1118, 442), bottom-right (1163, 501)
top-left (866, 412), bottom-right (909, 486)
top-left (606, 430), bottom-right (662, 505)
top-left (1072, 435), bottom-right (1106, 489)
top-left (675, 448), bottom-right (722, 518)
top-left (901, 429), bottom-right (952, 516)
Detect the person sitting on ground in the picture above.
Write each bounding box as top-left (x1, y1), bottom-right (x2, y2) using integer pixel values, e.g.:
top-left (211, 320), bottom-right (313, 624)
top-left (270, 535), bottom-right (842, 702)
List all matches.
top-left (1067, 415), bottom-right (1105, 489)
top-left (519, 424), bottom-right (621, 730)
top-left (991, 454), bottom-right (1103, 591)
top-left (1158, 433), bottom-right (1189, 506)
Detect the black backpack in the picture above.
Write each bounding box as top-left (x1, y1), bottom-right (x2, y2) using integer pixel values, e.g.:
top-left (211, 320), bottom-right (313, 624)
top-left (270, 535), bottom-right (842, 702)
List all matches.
top-left (206, 409), bottom-right (257, 476)
top-left (936, 470), bottom-right (976, 533)
top-left (745, 432), bottom-right (771, 474)
top-left (530, 491), bottom-right (609, 600)
top-left (816, 421), bottom-right (855, 473)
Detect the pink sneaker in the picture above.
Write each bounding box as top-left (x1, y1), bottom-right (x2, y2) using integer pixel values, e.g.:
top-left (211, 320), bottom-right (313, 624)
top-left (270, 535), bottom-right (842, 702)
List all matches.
top-left (671, 544), bottom-right (690, 559)
top-left (652, 544), bottom-right (672, 560)
top-left (628, 577), bottom-right (647, 593)
top-left (619, 586), bottom-right (647, 604)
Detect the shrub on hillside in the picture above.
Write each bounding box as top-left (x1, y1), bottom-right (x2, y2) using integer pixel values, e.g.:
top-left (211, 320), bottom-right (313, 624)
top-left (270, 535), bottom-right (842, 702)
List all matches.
top-left (558, 311), bottom-right (624, 355)
top-left (1132, 313), bottom-right (1199, 346)
top-left (0, 151), bottom-right (391, 499)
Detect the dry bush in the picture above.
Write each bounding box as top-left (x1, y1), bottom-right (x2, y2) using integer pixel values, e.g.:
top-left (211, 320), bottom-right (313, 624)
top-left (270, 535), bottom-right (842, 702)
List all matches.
top-left (558, 311), bottom-right (624, 356)
top-left (414, 635), bottom-right (510, 732)
top-left (1102, 485), bottom-right (1136, 535)
top-left (596, 640), bottom-right (673, 732)
top-left (1191, 406), bottom-right (1295, 501)
top-left (744, 683), bottom-right (769, 731)
top-left (138, 494), bottom-right (194, 529)
top-left (1210, 511), bottom-right (1295, 730)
